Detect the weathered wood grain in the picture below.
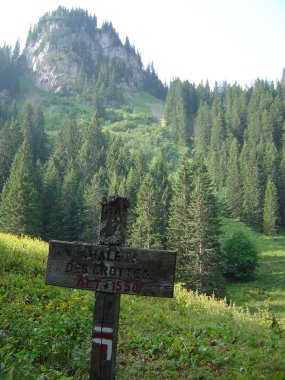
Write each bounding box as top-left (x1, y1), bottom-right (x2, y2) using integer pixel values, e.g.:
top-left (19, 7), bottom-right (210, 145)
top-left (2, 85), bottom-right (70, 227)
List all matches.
top-left (45, 242), bottom-right (176, 297)
top-left (90, 196), bottom-right (129, 380)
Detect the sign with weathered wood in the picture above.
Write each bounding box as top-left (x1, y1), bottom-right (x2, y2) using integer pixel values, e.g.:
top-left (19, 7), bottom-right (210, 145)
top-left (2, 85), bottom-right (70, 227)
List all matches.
top-left (45, 242), bottom-right (176, 297)
top-left (45, 196), bottom-right (177, 380)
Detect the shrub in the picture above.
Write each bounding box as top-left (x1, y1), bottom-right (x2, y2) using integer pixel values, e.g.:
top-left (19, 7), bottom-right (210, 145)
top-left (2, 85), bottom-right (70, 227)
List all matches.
top-left (222, 231), bottom-right (258, 281)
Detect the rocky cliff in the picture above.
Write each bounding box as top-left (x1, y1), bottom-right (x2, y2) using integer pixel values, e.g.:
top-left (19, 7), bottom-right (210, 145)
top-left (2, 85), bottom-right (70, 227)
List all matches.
top-left (23, 7), bottom-right (145, 94)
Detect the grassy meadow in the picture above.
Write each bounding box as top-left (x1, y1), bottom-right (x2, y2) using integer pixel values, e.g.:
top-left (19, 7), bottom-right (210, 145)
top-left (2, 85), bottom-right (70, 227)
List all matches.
top-left (0, 227), bottom-right (285, 379)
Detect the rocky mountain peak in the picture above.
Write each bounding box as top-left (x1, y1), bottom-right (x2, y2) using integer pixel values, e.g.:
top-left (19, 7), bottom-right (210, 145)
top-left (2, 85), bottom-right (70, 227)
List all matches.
top-left (23, 7), bottom-right (145, 94)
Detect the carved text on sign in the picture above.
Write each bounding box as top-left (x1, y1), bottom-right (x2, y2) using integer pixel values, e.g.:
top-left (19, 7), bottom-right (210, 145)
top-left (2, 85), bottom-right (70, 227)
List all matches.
top-left (46, 241), bottom-right (177, 297)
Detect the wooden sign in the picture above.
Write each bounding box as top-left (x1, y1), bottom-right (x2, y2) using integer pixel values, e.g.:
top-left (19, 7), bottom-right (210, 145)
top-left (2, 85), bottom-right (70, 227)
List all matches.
top-left (46, 242), bottom-right (176, 298)
top-left (45, 196), bottom-right (177, 380)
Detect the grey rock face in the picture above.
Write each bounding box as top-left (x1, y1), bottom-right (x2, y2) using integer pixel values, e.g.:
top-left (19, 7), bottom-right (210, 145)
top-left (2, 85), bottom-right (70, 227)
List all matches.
top-left (24, 19), bottom-right (144, 93)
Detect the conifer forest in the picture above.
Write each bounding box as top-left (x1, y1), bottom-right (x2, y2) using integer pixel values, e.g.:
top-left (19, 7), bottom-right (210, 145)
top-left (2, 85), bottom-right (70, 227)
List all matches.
top-left (0, 7), bottom-right (285, 297)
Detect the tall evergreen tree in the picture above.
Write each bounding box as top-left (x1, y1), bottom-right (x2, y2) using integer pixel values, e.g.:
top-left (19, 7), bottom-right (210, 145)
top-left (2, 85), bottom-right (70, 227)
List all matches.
top-left (0, 120), bottom-right (22, 191)
top-left (240, 142), bottom-right (263, 229)
top-left (60, 164), bottom-right (83, 241)
top-left (0, 140), bottom-right (42, 236)
top-left (280, 122), bottom-right (285, 225)
top-left (129, 173), bottom-right (162, 249)
top-left (226, 138), bottom-right (242, 219)
top-left (149, 155), bottom-right (171, 248)
top-left (187, 160), bottom-right (225, 297)
top-left (194, 102), bottom-right (211, 156)
top-left (78, 110), bottom-right (105, 184)
top-left (33, 106), bottom-right (48, 163)
top-left (168, 156), bottom-right (193, 277)
top-left (164, 79), bottom-right (190, 147)
top-left (42, 157), bottom-right (62, 240)
top-left (104, 136), bottom-right (129, 195)
top-left (263, 176), bottom-right (278, 236)
top-left (80, 170), bottom-right (104, 243)
top-left (208, 98), bottom-right (227, 190)
top-left (51, 113), bottom-right (81, 179)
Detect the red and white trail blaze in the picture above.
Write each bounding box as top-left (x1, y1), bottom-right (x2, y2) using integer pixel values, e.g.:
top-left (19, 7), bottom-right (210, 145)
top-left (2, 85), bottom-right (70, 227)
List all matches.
top-left (92, 326), bottom-right (113, 361)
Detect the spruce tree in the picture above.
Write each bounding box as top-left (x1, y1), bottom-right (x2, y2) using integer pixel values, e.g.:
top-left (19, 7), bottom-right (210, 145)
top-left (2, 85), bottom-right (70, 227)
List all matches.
top-left (263, 176), bottom-right (278, 236)
top-left (263, 139), bottom-right (279, 187)
top-left (129, 173), bottom-right (162, 249)
top-left (194, 102), bottom-right (211, 156)
top-left (104, 136), bottom-right (129, 195)
top-left (226, 138), bottom-right (242, 219)
top-left (51, 113), bottom-right (80, 179)
top-left (240, 142), bottom-right (263, 229)
top-left (33, 106), bottom-right (48, 163)
top-left (164, 79), bottom-right (190, 147)
top-left (78, 110), bottom-right (105, 184)
top-left (168, 156), bottom-right (193, 278)
top-left (208, 98), bottom-right (227, 190)
top-left (187, 160), bottom-right (225, 297)
top-left (280, 123), bottom-right (285, 225)
top-left (60, 164), bottom-right (83, 241)
top-left (0, 120), bottom-right (22, 191)
top-left (0, 140), bottom-right (42, 237)
top-left (81, 170), bottom-right (104, 243)
top-left (42, 158), bottom-right (62, 240)
top-left (149, 155), bottom-right (171, 248)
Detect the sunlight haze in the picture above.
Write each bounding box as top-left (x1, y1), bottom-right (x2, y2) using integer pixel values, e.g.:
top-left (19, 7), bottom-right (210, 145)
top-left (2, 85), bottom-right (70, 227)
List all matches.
top-left (0, 0), bottom-right (284, 86)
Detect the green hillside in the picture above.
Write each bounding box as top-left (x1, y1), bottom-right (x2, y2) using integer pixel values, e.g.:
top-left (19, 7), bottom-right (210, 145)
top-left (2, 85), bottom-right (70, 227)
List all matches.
top-left (1, 10), bottom-right (285, 379)
top-left (0, 230), bottom-right (285, 379)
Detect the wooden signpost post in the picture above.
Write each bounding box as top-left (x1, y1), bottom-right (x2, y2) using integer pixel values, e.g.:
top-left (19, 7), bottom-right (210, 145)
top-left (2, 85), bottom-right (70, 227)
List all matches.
top-left (45, 196), bottom-right (176, 380)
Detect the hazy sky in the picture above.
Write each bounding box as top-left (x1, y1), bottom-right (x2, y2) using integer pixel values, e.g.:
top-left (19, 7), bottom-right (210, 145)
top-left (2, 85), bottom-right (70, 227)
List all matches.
top-left (0, 0), bottom-right (284, 86)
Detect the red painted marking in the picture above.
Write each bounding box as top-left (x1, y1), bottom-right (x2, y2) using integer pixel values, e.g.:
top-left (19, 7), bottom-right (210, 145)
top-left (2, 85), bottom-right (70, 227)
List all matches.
top-left (93, 332), bottom-right (113, 340)
top-left (92, 343), bottom-right (108, 357)
top-left (77, 277), bottom-right (86, 288)
top-left (76, 277), bottom-right (93, 289)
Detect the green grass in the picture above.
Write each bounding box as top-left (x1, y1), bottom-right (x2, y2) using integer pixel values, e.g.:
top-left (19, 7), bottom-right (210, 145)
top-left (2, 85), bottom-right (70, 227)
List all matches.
top-left (18, 78), bottom-right (91, 133)
top-left (16, 79), bottom-right (172, 160)
top-left (123, 89), bottom-right (164, 117)
top-left (1, 231), bottom-right (285, 379)
top-left (225, 223), bottom-right (285, 325)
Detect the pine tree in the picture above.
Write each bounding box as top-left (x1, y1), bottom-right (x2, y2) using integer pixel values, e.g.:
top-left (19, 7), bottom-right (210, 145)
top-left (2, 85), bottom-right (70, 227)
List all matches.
top-left (0, 140), bottom-right (42, 237)
top-left (240, 142), bottom-right (263, 229)
top-left (149, 155), bottom-right (171, 248)
top-left (187, 160), bottom-right (225, 297)
top-left (129, 173), bottom-right (162, 249)
top-left (280, 122), bottom-right (285, 225)
top-left (81, 170), bottom-right (104, 243)
top-left (51, 113), bottom-right (80, 179)
top-left (226, 137), bottom-right (242, 219)
top-left (22, 102), bottom-right (34, 147)
top-left (168, 156), bottom-right (193, 277)
top-left (33, 106), bottom-right (48, 163)
top-left (42, 158), bottom-right (62, 240)
top-left (0, 120), bottom-right (22, 191)
top-left (164, 79), bottom-right (190, 147)
top-left (224, 84), bottom-right (247, 143)
top-left (60, 164), bottom-right (83, 241)
top-left (263, 176), bottom-right (278, 236)
top-left (263, 139), bottom-right (279, 187)
top-left (194, 102), bottom-right (211, 156)
top-left (78, 110), bottom-right (105, 184)
top-left (104, 136), bottom-right (129, 195)
top-left (208, 98), bottom-right (227, 190)
top-left (65, 113), bottom-right (81, 162)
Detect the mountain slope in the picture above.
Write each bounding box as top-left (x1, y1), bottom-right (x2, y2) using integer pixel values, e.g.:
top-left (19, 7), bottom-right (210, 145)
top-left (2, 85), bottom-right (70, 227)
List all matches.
top-left (0, 233), bottom-right (284, 379)
top-left (22, 6), bottom-right (166, 101)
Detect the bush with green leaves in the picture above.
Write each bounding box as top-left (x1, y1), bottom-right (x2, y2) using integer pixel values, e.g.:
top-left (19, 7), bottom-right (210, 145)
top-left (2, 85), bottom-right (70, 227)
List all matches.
top-left (222, 230), bottom-right (259, 281)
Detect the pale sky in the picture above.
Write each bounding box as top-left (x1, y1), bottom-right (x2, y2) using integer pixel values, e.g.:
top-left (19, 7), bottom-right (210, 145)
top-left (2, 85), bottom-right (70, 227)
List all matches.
top-left (0, 0), bottom-right (284, 87)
